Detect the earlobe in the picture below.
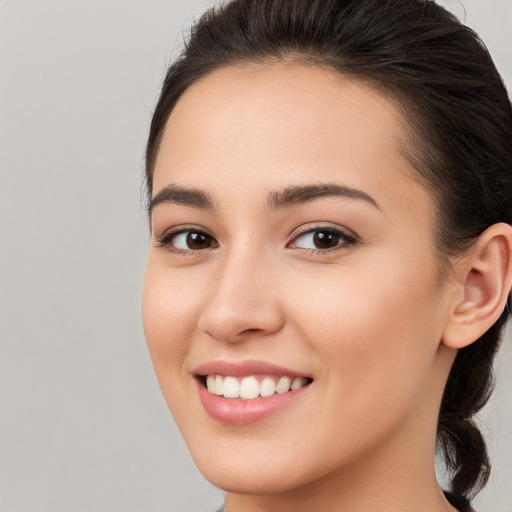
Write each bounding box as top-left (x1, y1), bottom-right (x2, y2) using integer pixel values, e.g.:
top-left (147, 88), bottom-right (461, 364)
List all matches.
top-left (442, 223), bottom-right (512, 349)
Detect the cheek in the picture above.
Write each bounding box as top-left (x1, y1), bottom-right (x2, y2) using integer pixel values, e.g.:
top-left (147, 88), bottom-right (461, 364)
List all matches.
top-left (141, 263), bottom-right (200, 374)
top-left (284, 252), bottom-right (445, 420)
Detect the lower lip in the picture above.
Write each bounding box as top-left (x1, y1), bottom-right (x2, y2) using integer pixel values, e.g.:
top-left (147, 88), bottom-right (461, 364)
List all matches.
top-left (196, 379), bottom-right (310, 425)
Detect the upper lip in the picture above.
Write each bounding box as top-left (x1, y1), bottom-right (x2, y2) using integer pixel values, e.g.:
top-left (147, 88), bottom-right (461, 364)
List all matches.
top-left (193, 359), bottom-right (312, 378)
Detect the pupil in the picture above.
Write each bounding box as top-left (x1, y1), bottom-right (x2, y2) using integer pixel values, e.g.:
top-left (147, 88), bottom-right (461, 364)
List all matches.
top-left (187, 232), bottom-right (210, 249)
top-left (313, 231), bottom-right (339, 249)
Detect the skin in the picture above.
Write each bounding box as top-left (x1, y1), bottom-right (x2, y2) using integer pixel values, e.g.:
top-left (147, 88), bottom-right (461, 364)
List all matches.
top-left (142, 62), bottom-right (467, 512)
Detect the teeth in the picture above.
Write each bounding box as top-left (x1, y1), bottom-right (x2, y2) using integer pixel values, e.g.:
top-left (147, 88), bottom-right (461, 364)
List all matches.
top-left (259, 377), bottom-right (276, 397)
top-left (291, 377), bottom-right (306, 391)
top-left (223, 376), bottom-right (240, 398)
top-left (206, 375), bottom-right (216, 393)
top-left (275, 376), bottom-right (291, 394)
top-left (214, 375), bottom-right (224, 395)
top-left (204, 374), bottom-right (309, 399)
top-left (239, 376), bottom-right (259, 399)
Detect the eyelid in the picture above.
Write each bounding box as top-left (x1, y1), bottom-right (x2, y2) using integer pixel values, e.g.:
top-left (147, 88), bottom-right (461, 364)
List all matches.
top-left (290, 222), bottom-right (357, 239)
top-left (154, 225), bottom-right (218, 254)
top-left (153, 222), bottom-right (358, 255)
top-left (287, 223), bottom-right (358, 252)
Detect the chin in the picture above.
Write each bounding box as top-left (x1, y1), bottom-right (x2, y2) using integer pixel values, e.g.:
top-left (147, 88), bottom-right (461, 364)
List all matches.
top-left (196, 457), bottom-right (305, 495)
top-left (184, 431), bottom-right (345, 497)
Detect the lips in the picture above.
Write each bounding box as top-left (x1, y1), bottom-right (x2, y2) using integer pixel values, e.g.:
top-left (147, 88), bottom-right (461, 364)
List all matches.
top-left (193, 360), bottom-right (313, 424)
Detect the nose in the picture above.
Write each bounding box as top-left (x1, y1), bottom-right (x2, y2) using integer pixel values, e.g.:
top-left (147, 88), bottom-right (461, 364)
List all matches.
top-left (197, 249), bottom-right (285, 344)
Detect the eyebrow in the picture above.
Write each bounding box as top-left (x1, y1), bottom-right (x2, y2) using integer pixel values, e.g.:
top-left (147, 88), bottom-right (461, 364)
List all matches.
top-left (149, 184), bottom-right (215, 213)
top-left (149, 182), bottom-right (380, 214)
top-left (266, 183), bottom-right (380, 210)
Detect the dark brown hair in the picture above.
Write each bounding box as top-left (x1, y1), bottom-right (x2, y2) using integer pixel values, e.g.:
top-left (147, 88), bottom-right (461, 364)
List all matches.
top-left (145, 0), bottom-right (512, 499)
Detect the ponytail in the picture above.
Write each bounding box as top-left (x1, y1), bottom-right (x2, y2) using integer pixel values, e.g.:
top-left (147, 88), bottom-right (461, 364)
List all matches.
top-left (437, 319), bottom-right (507, 498)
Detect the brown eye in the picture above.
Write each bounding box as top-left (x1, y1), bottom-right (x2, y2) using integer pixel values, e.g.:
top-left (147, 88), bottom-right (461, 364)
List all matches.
top-left (186, 232), bottom-right (214, 250)
top-left (289, 227), bottom-right (356, 252)
top-left (157, 229), bottom-right (219, 253)
top-left (312, 230), bottom-right (341, 249)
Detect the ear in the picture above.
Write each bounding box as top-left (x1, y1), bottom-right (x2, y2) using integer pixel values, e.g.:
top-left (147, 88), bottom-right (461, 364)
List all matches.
top-left (442, 223), bottom-right (512, 349)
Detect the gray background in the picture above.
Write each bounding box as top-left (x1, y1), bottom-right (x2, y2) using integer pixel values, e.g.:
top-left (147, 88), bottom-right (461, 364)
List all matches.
top-left (0, 1), bottom-right (510, 511)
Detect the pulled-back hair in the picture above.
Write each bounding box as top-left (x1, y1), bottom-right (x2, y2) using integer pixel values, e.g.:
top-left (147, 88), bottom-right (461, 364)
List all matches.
top-left (145, 0), bottom-right (512, 498)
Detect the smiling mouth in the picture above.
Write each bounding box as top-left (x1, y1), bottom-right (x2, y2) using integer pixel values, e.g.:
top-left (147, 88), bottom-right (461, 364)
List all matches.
top-left (200, 374), bottom-right (313, 400)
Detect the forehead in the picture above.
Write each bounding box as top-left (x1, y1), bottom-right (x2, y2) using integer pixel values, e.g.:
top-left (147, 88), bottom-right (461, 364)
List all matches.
top-left (152, 62), bottom-right (432, 222)
top-left (155, 63), bottom-right (408, 182)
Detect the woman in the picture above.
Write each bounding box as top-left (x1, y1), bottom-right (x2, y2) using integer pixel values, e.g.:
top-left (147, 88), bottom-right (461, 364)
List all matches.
top-left (141, 0), bottom-right (512, 510)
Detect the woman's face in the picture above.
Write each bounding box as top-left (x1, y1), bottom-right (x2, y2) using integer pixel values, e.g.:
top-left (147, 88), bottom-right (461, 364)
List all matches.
top-left (142, 63), bottom-right (456, 494)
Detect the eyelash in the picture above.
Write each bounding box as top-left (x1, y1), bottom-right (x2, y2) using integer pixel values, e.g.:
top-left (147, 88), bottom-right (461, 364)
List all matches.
top-left (154, 224), bottom-right (358, 256)
top-left (154, 225), bottom-right (217, 256)
top-left (288, 224), bottom-right (357, 254)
